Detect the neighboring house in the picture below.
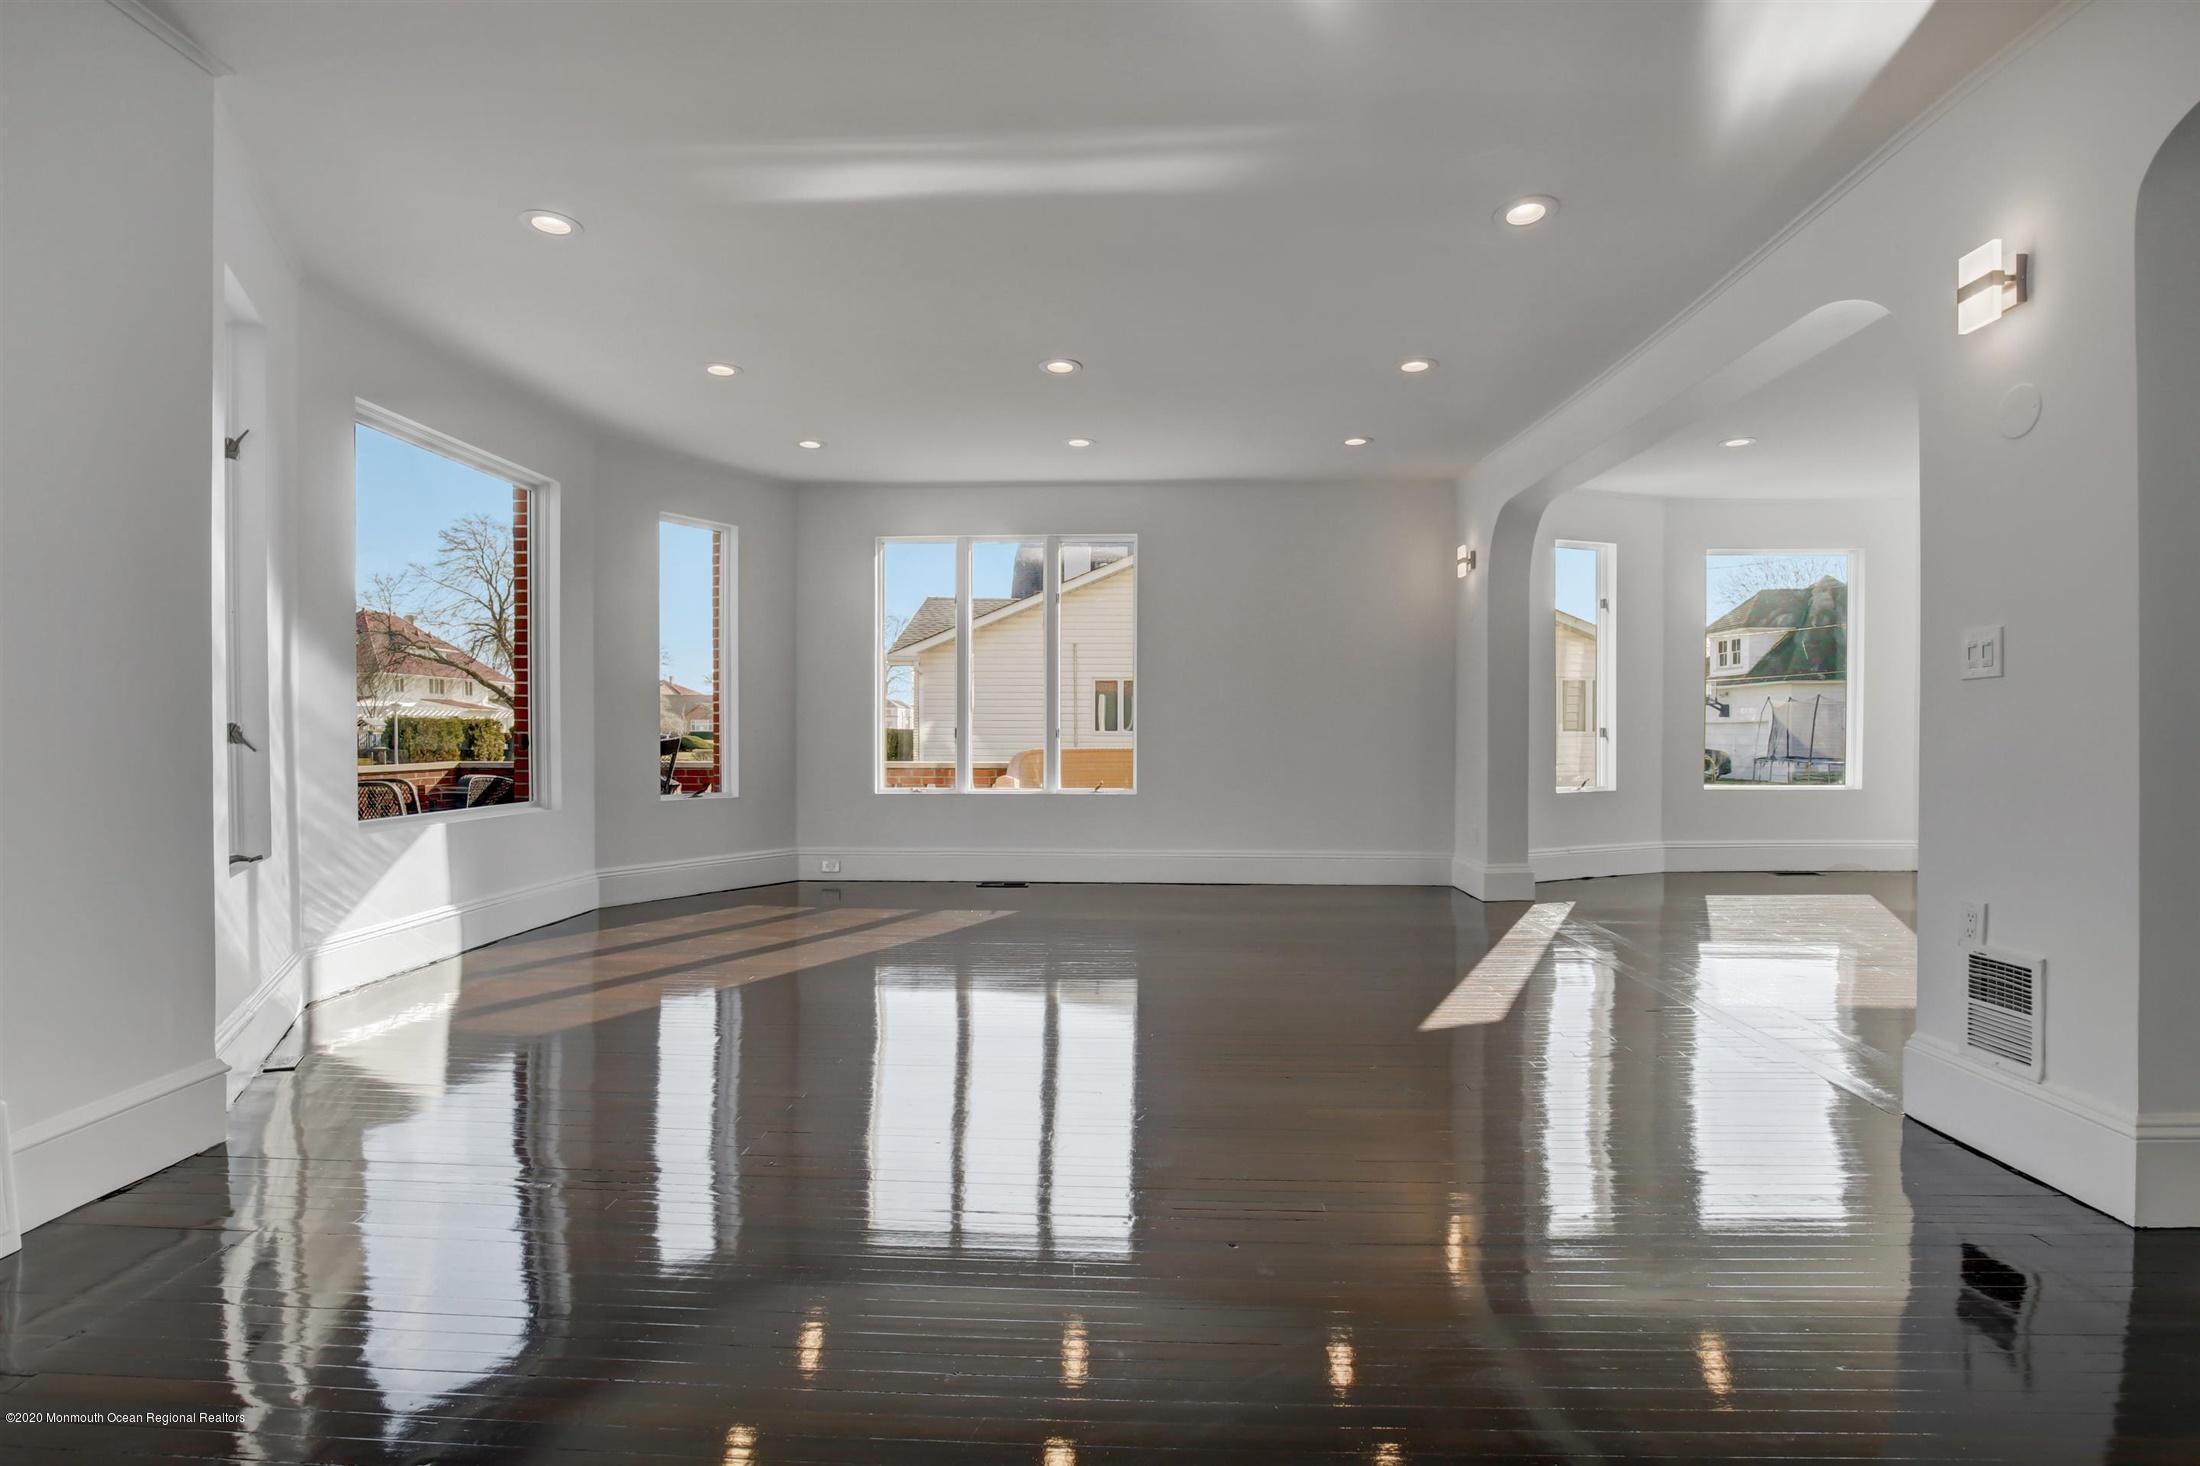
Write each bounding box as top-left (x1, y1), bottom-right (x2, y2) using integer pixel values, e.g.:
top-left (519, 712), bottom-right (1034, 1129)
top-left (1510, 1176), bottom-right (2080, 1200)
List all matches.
top-left (883, 698), bottom-right (913, 731)
top-left (355, 609), bottom-right (513, 745)
top-left (886, 551), bottom-right (1134, 787)
top-left (1703, 576), bottom-right (1848, 782)
top-left (660, 678), bottom-right (714, 734)
top-left (1555, 610), bottom-right (1598, 790)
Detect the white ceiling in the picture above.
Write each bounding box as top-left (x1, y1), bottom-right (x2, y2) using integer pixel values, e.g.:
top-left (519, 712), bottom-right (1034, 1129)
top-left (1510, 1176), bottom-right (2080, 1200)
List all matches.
top-left (172, 0), bottom-right (2046, 485)
top-left (1580, 314), bottom-right (1918, 500)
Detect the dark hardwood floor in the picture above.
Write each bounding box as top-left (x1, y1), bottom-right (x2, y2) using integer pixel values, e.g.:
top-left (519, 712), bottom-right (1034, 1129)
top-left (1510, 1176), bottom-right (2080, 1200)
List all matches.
top-left (5, 875), bottom-right (2197, 1463)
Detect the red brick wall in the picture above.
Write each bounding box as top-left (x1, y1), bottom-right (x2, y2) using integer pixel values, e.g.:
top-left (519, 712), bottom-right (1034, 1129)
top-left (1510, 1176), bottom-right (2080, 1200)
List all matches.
top-left (509, 484), bottom-right (531, 802)
top-left (884, 764), bottom-right (1008, 789)
top-left (709, 526), bottom-right (724, 792)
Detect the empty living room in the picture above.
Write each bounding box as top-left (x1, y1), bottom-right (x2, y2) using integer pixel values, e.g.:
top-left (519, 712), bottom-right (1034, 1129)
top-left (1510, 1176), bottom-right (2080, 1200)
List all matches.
top-left (5, 1), bottom-right (2200, 1461)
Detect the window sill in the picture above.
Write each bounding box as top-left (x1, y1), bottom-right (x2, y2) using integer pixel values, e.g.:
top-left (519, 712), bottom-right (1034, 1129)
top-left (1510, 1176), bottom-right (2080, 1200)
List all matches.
top-left (355, 799), bottom-right (547, 831)
top-left (874, 786), bottom-right (1138, 796)
top-left (1556, 785), bottom-right (1615, 796)
top-left (662, 790), bottom-right (737, 803)
top-left (1701, 782), bottom-right (1861, 792)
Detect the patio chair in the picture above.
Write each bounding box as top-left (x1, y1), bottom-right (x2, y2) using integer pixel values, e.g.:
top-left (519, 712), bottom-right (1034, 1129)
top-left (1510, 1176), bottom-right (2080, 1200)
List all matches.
top-left (358, 781), bottom-right (407, 820)
top-left (660, 736), bottom-right (683, 795)
top-left (464, 773), bottom-right (514, 807)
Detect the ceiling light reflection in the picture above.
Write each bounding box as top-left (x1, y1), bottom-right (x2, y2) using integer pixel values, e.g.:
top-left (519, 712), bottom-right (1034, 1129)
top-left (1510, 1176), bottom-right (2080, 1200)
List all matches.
top-left (1062, 1316), bottom-right (1090, 1389)
top-left (797, 1305), bottom-right (826, 1380)
top-left (1327, 1325), bottom-right (1356, 1397)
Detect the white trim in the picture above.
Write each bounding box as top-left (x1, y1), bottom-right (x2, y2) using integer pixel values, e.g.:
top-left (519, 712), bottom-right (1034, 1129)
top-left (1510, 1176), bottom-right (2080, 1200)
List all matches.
top-left (0, 1102), bottom-right (18, 1259)
top-left (1450, 856), bottom-right (1537, 903)
top-left (812, 847), bottom-right (1450, 886)
top-left (598, 849), bottom-right (800, 908)
top-left (214, 952), bottom-right (304, 1102)
top-left (1531, 838), bottom-right (1917, 882)
top-left (1904, 1034), bottom-right (2141, 1224)
top-left (105, 0), bottom-right (229, 76)
top-left (8, 1059), bottom-right (226, 1235)
top-left (658, 513), bottom-right (738, 799)
top-left (304, 871), bottom-right (601, 1003)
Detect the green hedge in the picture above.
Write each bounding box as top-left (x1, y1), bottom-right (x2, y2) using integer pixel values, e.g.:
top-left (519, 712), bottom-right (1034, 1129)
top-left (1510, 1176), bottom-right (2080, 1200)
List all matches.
top-left (884, 727), bottom-right (914, 762)
top-left (393, 718), bottom-right (508, 764)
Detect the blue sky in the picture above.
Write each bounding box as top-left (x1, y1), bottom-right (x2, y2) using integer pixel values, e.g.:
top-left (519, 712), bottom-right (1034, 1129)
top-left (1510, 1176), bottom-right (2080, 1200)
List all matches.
top-left (355, 424), bottom-right (514, 594)
top-left (659, 521), bottom-right (717, 690)
top-left (1553, 545), bottom-right (1598, 622)
top-left (880, 539), bottom-right (1028, 646)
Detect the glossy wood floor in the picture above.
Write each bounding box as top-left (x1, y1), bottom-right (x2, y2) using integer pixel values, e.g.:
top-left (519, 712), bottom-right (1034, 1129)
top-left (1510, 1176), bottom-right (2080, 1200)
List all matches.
top-left (5, 875), bottom-right (2198, 1464)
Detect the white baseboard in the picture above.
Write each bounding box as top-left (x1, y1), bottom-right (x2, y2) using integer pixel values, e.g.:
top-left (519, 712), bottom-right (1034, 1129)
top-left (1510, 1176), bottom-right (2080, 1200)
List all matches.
top-left (305, 871), bottom-right (602, 1004)
top-left (1902, 1034), bottom-right (2157, 1224)
top-left (812, 847), bottom-right (1452, 886)
top-left (0, 1101), bottom-right (18, 1258)
top-left (214, 952), bottom-right (304, 1102)
top-left (1450, 857), bottom-right (1537, 902)
top-left (599, 848), bottom-right (799, 908)
top-left (8, 1058), bottom-right (226, 1235)
top-left (1531, 838), bottom-right (1918, 882)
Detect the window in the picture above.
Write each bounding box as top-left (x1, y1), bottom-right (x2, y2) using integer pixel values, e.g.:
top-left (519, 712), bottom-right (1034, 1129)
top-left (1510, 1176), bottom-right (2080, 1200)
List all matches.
top-left (659, 516), bottom-right (734, 799)
top-left (878, 535), bottom-right (1135, 792)
top-left (1703, 551), bottom-right (1853, 787)
top-left (354, 412), bottom-right (538, 820)
top-left (1553, 541), bottom-right (1613, 792)
top-left (1094, 677), bottom-right (1133, 732)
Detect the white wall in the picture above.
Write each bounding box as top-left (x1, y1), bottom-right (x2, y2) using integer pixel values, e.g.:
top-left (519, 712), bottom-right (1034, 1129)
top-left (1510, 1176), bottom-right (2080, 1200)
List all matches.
top-left (797, 480), bottom-right (1457, 883)
top-left (295, 288), bottom-right (602, 1000)
top-left (1452, 3), bottom-right (2200, 1223)
top-left (0, 1), bottom-right (225, 1235)
top-left (2135, 102), bottom-right (2200, 1171)
top-left (592, 436), bottom-right (799, 904)
top-left (212, 105), bottom-right (307, 1096)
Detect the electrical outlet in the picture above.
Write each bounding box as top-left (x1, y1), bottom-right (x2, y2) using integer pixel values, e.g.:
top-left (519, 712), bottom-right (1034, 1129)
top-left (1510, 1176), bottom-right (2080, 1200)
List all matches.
top-left (819, 857), bottom-right (841, 875)
top-left (1961, 902), bottom-right (1987, 946)
top-left (1962, 625), bottom-right (2005, 680)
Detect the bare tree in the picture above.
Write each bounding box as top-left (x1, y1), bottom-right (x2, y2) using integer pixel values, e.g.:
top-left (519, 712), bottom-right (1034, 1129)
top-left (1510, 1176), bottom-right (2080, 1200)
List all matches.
top-left (881, 611), bottom-right (913, 707)
top-left (1713, 554), bottom-right (1846, 611)
top-left (357, 517), bottom-right (517, 709)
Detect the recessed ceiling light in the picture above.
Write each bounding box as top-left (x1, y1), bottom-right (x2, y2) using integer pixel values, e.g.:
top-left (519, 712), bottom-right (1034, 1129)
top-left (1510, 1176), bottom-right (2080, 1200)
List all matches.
top-left (1066, 438), bottom-right (1094, 448)
top-left (797, 439), bottom-right (823, 450)
top-left (1399, 358), bottom-right (1435, 374)
top-left (1722, 436), bottom-right (1757, 449)
top-left (522, 210), bottom-right (581, 236)
top-left (1042, 359), bottom-right (1082, 375)
top-left (704, 362), bottom-right (740, 378)
top-left (1344, 437), bottom-right (1371, 447)
top-left (1500, 196), bottom-right (1558, 227)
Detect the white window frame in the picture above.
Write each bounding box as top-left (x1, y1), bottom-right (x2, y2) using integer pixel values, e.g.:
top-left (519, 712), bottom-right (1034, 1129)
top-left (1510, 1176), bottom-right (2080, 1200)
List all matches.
top-left (1701, 547), bottom-right (1862, 793)
top-left (875, 533), bottom-right (1136, 795)
top-left (354, 400), bottom-right (557, 825)
top-left (658, 513), bottom-right (739, 802)
top-left (1555, 539), bottom-right (1616, 794)
top-left (219, 287), bottom-right (274, 868)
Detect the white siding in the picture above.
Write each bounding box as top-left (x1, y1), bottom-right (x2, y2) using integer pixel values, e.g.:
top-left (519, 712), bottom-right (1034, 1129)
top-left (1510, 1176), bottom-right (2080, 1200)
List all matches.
top-left (904, 562), bottom-right (1137, 767)
top-left (1060, 565), bottom-right (1136, 756)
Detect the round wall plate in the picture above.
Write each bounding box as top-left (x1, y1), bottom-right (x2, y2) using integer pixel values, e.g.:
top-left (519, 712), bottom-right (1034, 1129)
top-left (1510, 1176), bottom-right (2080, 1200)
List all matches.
top-left (1998, 382), bottom-right (2042, 439)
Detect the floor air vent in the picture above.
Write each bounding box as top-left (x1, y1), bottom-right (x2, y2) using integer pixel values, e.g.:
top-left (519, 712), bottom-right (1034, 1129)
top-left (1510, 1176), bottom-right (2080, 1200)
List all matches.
top-left (1964, 946), bottom-right (2044, 1078)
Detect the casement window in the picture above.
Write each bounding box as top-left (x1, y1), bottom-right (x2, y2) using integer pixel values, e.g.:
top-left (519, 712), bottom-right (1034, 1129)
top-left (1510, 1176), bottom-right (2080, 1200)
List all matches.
top-left (658, 516), bottom-right (736, 800)
top-left (1553, 540), bottom-right (1614, 793)
top-left (353, 408), bottom-right (542, 821)
top-left (879, 534), bottom-right (1136, 792)
top-left (1094, 677), bottom-right (1133, 733)
top-left (1703, 551), bottom-right (1856, 787)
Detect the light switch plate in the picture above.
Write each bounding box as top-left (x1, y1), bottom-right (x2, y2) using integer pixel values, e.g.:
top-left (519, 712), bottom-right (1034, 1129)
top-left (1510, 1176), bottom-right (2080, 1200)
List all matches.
top-left (819, 857), bottom-right (842, 874)
top-left (1962, 624), bottom-right (2005, 680)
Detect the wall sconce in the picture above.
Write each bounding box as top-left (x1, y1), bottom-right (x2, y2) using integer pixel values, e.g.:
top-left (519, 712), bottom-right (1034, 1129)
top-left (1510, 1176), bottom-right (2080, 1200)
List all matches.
top-left (1957, 238), bottom-right (2028, 335)
top-left (1456, 544), bottom-right (1475, 578)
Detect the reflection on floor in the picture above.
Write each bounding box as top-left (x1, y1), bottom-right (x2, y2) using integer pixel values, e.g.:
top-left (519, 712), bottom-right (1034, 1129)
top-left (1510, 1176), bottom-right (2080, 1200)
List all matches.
top-left (3, 874), bottom-right (2195, 1464)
